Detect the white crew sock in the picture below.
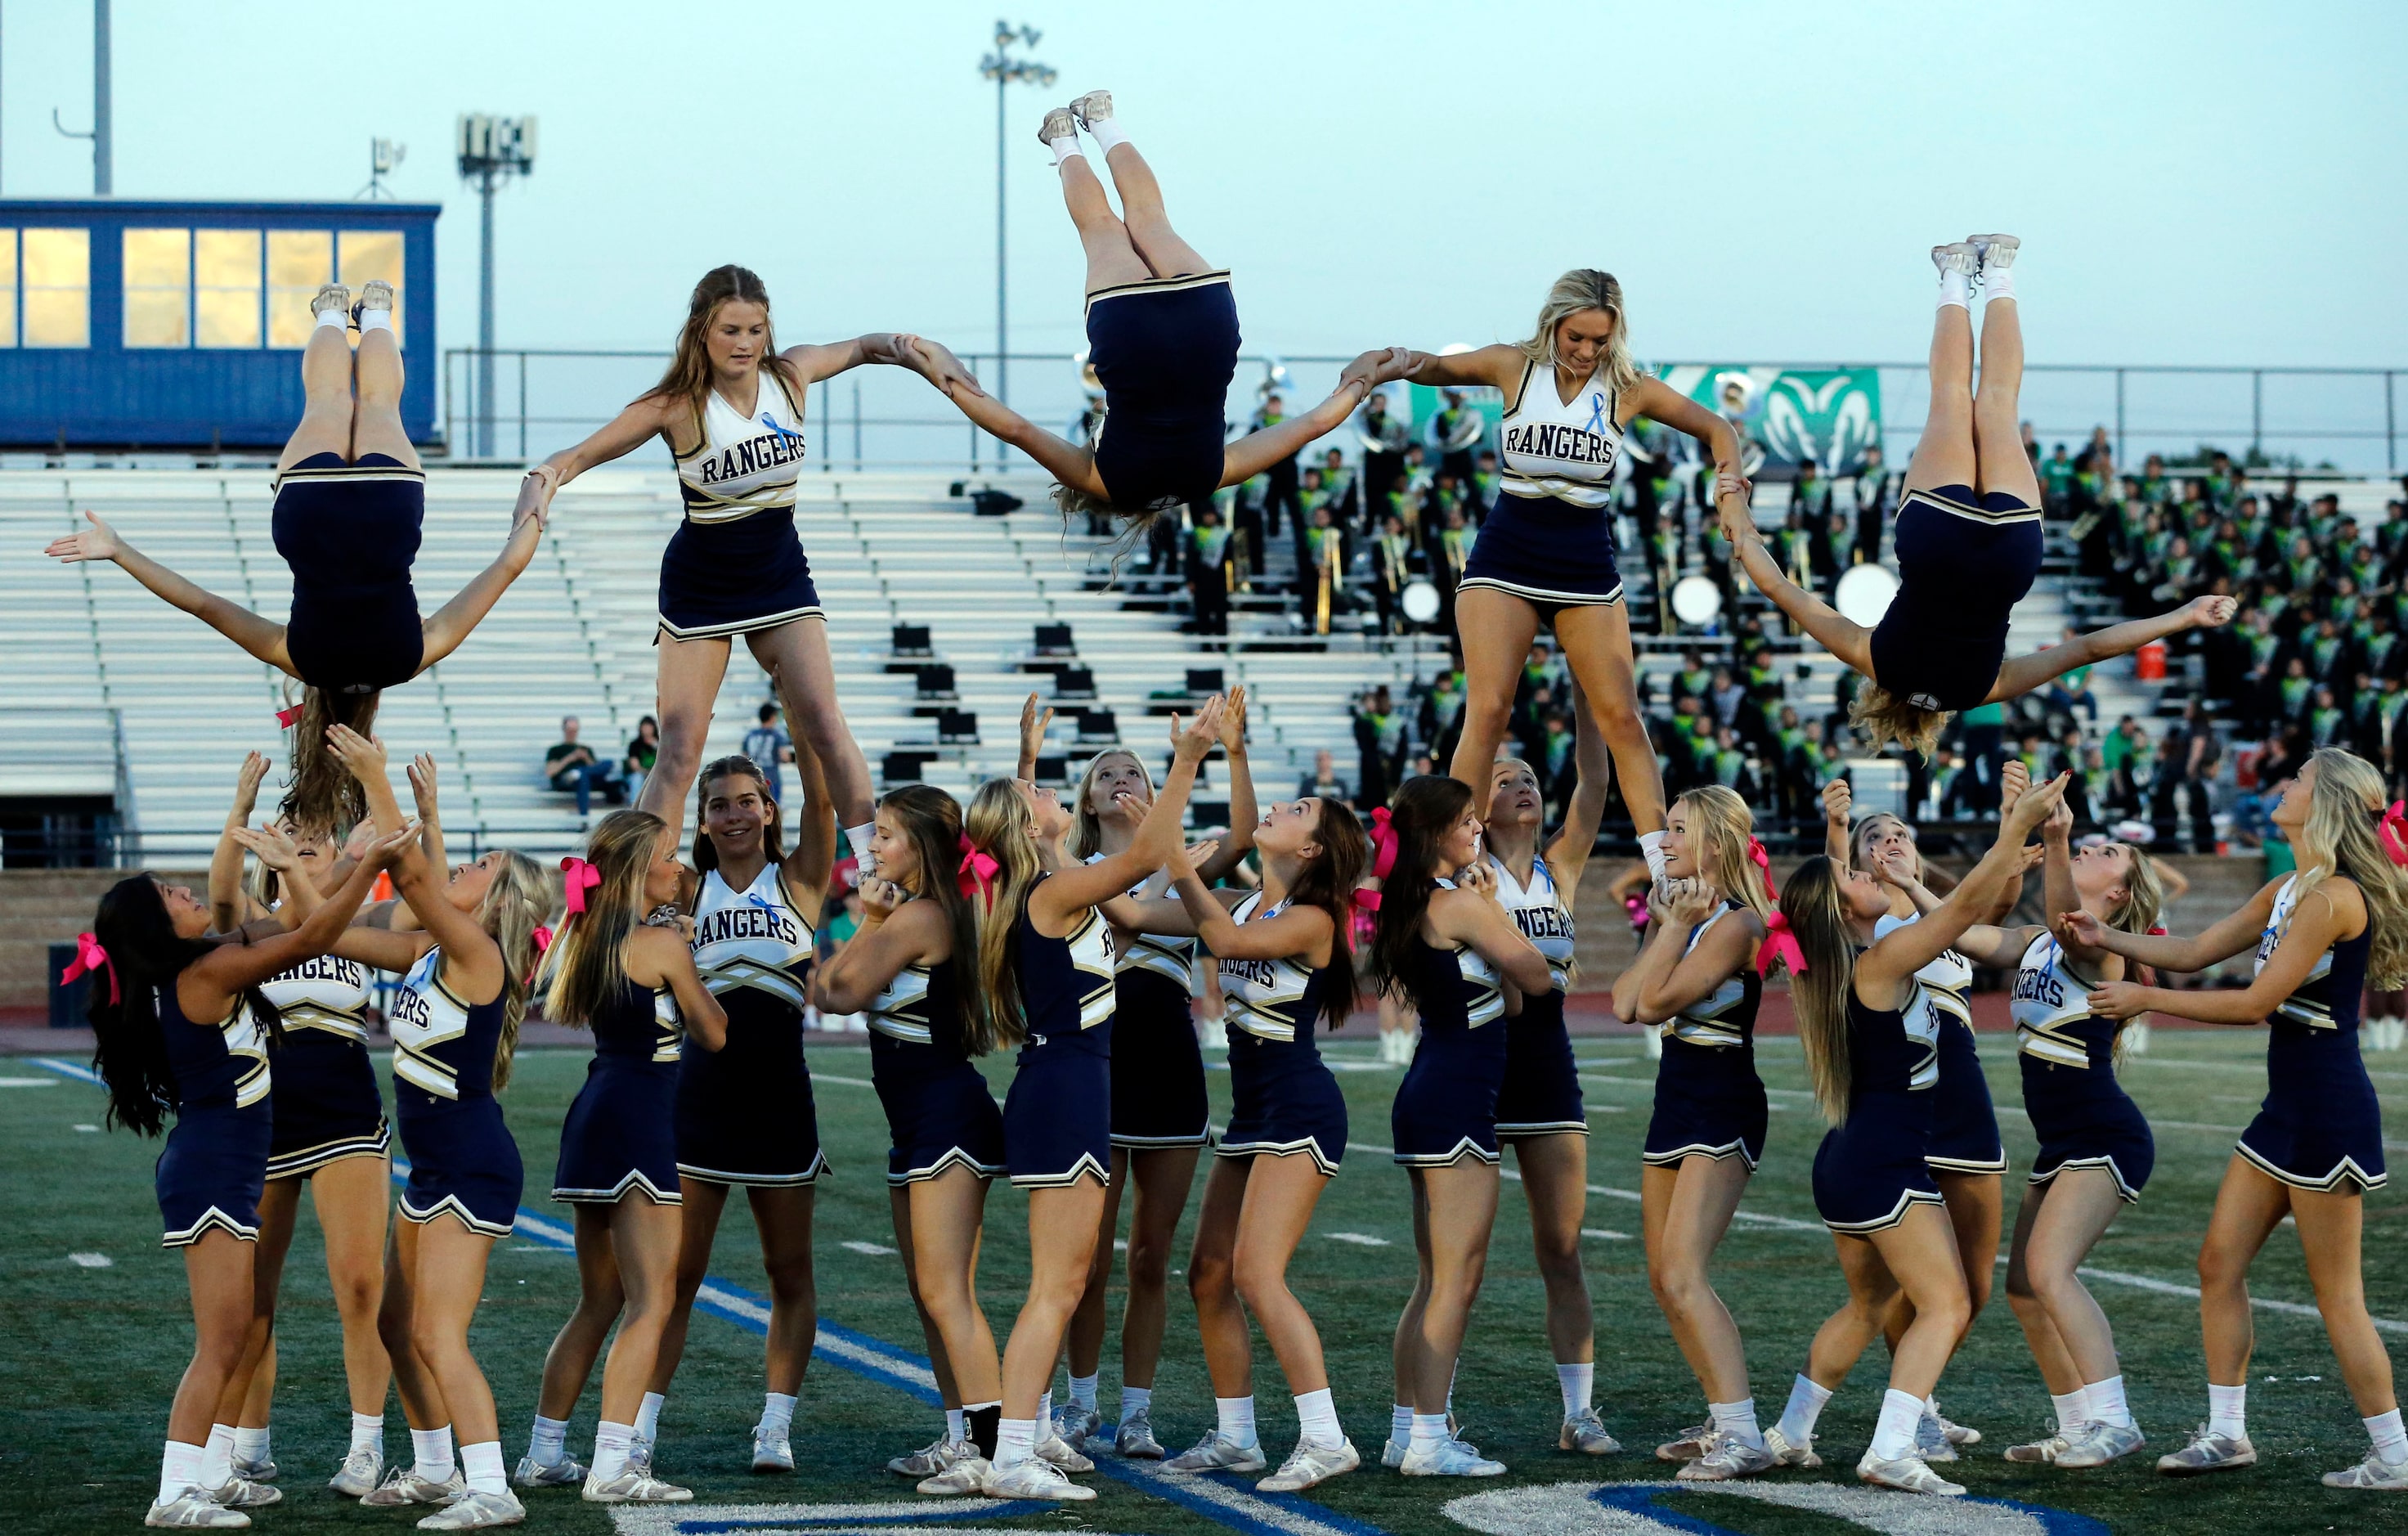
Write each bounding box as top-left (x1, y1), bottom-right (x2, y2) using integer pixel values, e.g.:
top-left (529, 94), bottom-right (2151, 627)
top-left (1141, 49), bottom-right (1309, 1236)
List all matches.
top-left (1294, 1388), bottom-right (1342, 1449)
top-left (1390, 1403), bottom-right (1414, 1444)
top-left (1408, 1412), bottom-right (1450, 1454)
top-left (527, 1414), bottom-right (570, 1466)
top-left (2085, 1375), bottom-right (2132, 1429)
top-left (1774, 1374), bottom-right (1832, 1445)
top-left (1556, 1361), bottom-right (1594, 1417)
top-left (1639, 830), bottom-right (1669, 881)
top-left (2207, 1382), bottom-right (2247, 1440)
top-left (2367, 1408), bottom-right (2408, 1465)
top-left (1083, 113), bottom-right (1130, 155)
top-left (845, 822), bottom-right (877, 873)
top-left (351, 1412), bottom-right (385, 1458)
top-left (1869, 1388), bottom-right (1925, 1462)
top-left (1216, 1395), bottom-right (1258, 1448)
top-left (315, 303), bottom-right (348, 331)
top-left (761, 1392), bottom-right (798, 1439)
top-left (943, 1406), bottom-right (966, 1443)
top-left (1038, 1390), bottom-right (1054, 1430)
top-left (1938, 265), bottom-right (1971, 311)
top-left (356, 304), bottom-right (394, 335)
top-left (411, 1425), bottom-right (456, 1483)
top-left (1711, 1397), bottom-right (1765, 1451)
top-left (590, 1421), bottom-right (634, 1483)
top-left (1069, 1373), bottom-right (1100, 1413)
top-left (460, 1441), bottom-right (507, 1497)
top-left (200, 1425), bottom-right (235, 1490)
top-left (159, 1441), bottom-right (204, 1504)
top-left (993, 1416), bottom-right (1038, 1470)
top-left (1048, 136), bottom-right (1083, 168)
top-left (2051, 1388), bottom-right (2088, 1436)
top-left (231, 1426), bottom-right (269, 1465)
top-left (634, 1391), bottom-right (665, 1444)
top-left (1120, 1385), bottom-right (1153, 1421)
top-left (1980, 264), bottom-right (2016, 304)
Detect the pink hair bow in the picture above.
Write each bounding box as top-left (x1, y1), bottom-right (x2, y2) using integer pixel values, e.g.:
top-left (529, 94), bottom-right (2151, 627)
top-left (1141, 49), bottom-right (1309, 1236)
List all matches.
top-left (559, 856), bottom-right (603, 917)
top-left (956, 833), bottom-right (1000, 901)
top-left (2380, 802), bottom-right (2408, 868)
top-left (1624, 892), bottom-right (1649, 932)
top-left (61, 932), bottom-right (119, 1004)
top-left (1746, 836), bottom-right (1773, 878)
top-left (1757, 907), bottom-right (1807, 977)
top-left (524, 924), bottom-right (554, 984)
top-left (1351, 887), bottom-right (1382, 914)
top-left (1366, 806), bottom-right (1399, 883)
top-left (275, 704), bottom-right (304, 728)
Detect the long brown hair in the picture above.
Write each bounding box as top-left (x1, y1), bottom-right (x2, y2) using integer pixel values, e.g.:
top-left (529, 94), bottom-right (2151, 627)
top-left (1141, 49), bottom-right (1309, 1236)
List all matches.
top-left (278, 688), bottom-right (380, 837)
top-left (690, 755), bottom-right (784, 877)
top-left (87, 877), bottom-right (282, 1136)
top-left (475, 851), bottom-right (550, 1091)
top-left (1774, 856), bottom-right (1863, 1125)
top-left (542, 811), bottom-right (666, 1026)
top-left (1368, 775), bottom-right (1474, 1011)
top-left (964, 779), bottom-right (1045, 1049)
top-left (640, 265), bottom-right (803, 433)
top-left (1288, 798), bottom-right (1370, 1029)
top-left (881, 784), bottom-right (992, 1055)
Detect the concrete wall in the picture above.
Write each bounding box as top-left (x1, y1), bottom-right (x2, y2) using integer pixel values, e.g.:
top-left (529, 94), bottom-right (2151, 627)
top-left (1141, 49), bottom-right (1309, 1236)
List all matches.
top-left (0, 868), bottom-right (208, 1010)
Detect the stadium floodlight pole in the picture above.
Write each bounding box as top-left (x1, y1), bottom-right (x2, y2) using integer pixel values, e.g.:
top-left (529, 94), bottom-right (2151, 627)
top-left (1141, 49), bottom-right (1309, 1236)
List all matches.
top-left (455, 115), bottom-right (537, 460)
top-left (980, 20), bottom-right (1055, 453)
top-left (92, 0), bottom-right (107, 195)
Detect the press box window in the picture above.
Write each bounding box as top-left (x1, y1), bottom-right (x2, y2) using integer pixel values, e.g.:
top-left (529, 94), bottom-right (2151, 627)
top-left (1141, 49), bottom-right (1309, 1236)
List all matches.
top-left (0, 231), bottom-right (16, 348)
top-left (123, 228), bottom-right (191, 348)
top-left (23, 227), bottom-right (90, 348)
top-left (338, 230), bottom-right (404, 344)
top-left (196, 231), bottom-right (263, 349)
top-left (267, 230), bottom-right (332, 348)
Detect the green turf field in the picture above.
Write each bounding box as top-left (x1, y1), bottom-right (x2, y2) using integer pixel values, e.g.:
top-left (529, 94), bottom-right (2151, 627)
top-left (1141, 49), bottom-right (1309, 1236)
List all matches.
top-left (6, 1026), bottom-right (2405, 1536)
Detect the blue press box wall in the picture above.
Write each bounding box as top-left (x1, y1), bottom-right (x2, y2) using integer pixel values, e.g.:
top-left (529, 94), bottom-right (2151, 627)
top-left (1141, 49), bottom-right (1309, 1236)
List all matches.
top-left (0, 199), bottom-right (438, 449)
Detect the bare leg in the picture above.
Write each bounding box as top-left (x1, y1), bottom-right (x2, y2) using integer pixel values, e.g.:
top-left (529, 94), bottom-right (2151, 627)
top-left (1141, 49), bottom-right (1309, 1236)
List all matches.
top-left (1973, 291), bottom-right (2039, 505)
top-left (1231, 1155), bottom-right (1339, 1396)
top-left (312, 1158), bottom-right (397, 1417)
top-left (535, 1206), bottom-right (626, 1420)
top-left (1405, 1161), bottom-right (1500, 1412)
top-left (171, 1233), bottom-right (260, 1446)
top-left (1097, 143), bottom-right (1209, 279)
top-left (594, 1197), bottom-right (684, 1426)
top-left (2198, 1155), bottom-right (2289, 1390)
top-left (1000, 1179), bottom-right (1108, 1419)
top-left (2017, 1170), bottom-right (2129, 1388)
top-left (910, 1168), bottom-right (1002, 1408)
top-left (1391, 1170), bottom-right (1435, 1411)
top-left (379, 1219), bottom-right (450, 1430)
top-left (1554, 601), bottom-right (1668, 835)
top-left (1903, 300), bottom-right (1976, 495)
top-left (409, 1219), bottom-right (503, 1446)
top-left (1510, 1134), bottom-right (1594, 1368)
top-left (1864, 1206), bottom-right (1975, 1401)
top-left (2003, 1179), bottom-right (2087, 1397)
top-left (639, 638), bottom-right (736, 842)
top-left (1641, 1156), bottom-right (1754, 1403)
top-left (743, 1184), bottom-right (818, 1398)
top-left (2293, 1185), bottom-right (2397, 1417)
top-left (1446, 588), bottom-right (1542, 792)
top-left (1121, 1145), bottom-right (1203, 1391)
top-left (1881, 1169), bottom-right (2001, 1353)
top-left (1803, 1238), bottom-right (1900, 1393)
top-left (891, 1185), bottom-right (962, 1408)
top-left (278, 323), bottom-right (355, 473)
top-left (231, 1179), bottom-right (299, 1431)
top-left (1065, 1148), bottom-right (1127, 1385)
top-left (745, 619), bottom-right (874, 829)
top-left (1056, 153), bottom-right (1150, 294)
top-left (649, 1180), bottom-right (728, 1395)
top-left (351, 326), bottom-right (421, 469)
top-left (1186, 1157), bottom-right (1256, 1398)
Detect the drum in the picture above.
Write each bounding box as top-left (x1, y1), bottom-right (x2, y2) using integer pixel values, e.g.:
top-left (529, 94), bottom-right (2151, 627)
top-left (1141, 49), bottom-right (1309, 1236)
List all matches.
top-left (1401, 580), bottom-right (1442, 625)
top-left (1834, 562), bottom-right (1901, 628)
top-left (1670, 574), bottom-right (1723, 628)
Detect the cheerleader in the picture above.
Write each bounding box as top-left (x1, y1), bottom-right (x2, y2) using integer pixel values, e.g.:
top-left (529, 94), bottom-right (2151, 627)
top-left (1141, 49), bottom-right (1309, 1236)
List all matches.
top-left (643, 749), bottom-right (837, 1475)
top-left (814, 786), bottom-right (1008, 1486)
top-left (1121, 796), bottom-right (1371, 1489)
top-left (904, 92), bottom-right (1409, 533)
top-left (522, 812), bottom-right (727, 1504)
top-left (1721, 239), bottom-right (2234, 757)
top-left (1612, 786), bottom-right (1773, 1480)
top-left (195, 752), bottom-right (392, 1498)
top-left (84, 807), bottom-right (409, 1529)
top-left (2078, 748), bottom-right (2408, 1490)
top-left (1761, 774), bottom-right (2066, 1496)
top-left (1379, 271), bottom-right (1751, 878)
top-left (517, 267), bottom-right (974, 858)
top-left (46, 284), bottom-right (540, 833)
top-left (950, 700), bottom-right (1222, 1501)
top-left (1368, 775), bottom-right (1556, 1477)
top-left (1051, 690), bottom-right (1257, 1458)
top-left (1482, 721), bottom-right (1618, 1454)
top-left (321, 770), bottom-right (550, 1530)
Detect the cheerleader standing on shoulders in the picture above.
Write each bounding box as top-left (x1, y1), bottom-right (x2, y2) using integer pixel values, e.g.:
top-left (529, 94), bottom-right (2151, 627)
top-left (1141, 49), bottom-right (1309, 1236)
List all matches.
top-left (1119, 796), bottom-right (1371, 1489)
top-left (1612, 786), bottom-right (1773, 1480)
top-left (1763, 774), bottom-right (2067, 1497)
top-left (643, 748), bottom-right (837, 1475)
top-left (523, 812), bottom-right (727, 1504)
top-left (2079, 748), bottom-right (2408, 1490)
top-left (1482, 713), bottom-right (1620, 1454)
top-left (84, 793), bottom-right (410, 1529)
top-left (1047, 689), bottom-right (1258, 1458)
top-left (318, 755), bottom-right (550, 1530)
top-left (200, 752), bottom-right (392, 1498)
top-left (814, 786), bottom-right (1009, 1485)
top-left (948, 700), bottom-right (1222, 1501)
top-left (1369, 775), bottom-right (1556, 1478)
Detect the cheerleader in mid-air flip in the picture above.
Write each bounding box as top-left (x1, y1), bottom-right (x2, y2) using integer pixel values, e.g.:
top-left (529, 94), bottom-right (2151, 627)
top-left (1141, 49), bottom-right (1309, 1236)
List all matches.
top-left (1719, 239), bottom-right (2235, 755)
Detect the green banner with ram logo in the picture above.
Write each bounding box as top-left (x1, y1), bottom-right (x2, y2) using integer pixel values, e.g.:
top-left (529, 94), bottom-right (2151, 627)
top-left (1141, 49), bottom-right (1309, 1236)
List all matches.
top-left (1659, 365), bottom-right (1882, 474)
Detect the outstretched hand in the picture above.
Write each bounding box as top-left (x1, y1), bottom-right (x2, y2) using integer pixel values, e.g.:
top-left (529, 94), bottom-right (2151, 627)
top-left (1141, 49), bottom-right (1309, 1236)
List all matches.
top-left (2060, 909), bottom-right (2108, 950)
top-left (1019, 694), bottom-right (1055, 761)
top-left (229, 823), bottom-right (306, 874)
top-left (325, 725), bottom-right (388, 783)
top-left (2182, 594), bottom-right (2240, 631)
top-left (1822, 777), bottom-right (1852, 831)
top-left (1172, 696), bottom-right (1226, 764)
top-left (1338, 347), bottom-right (1413, 397)
top-left (45, 510), bottom-right (123, 564)
top-left (903, 337), bottom-right (985, 399)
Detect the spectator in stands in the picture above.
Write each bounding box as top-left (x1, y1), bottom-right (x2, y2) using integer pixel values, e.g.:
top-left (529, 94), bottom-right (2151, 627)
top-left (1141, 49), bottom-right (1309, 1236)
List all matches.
top-left (2157, 698), bottom-right (2222, 851)
top-left (624, 715), bottom-right (661, 803)
top-left (1186, 503), bottom-right (1234, 637)
top-left (2043, 626), bottom-right (2099, 722)
top-left (545, 716), bottom-right (624, 820)
top-left (1249, 392), bottom-right (1303, 545)
top-left (1416, 660), bottom-right (1468, 770)
top-left (1355, 389), bottom-right (1412, 541)
top-left (1297, 748), bottom-right (1351, 804)
top-left (1302, 505), bottom-right (1347, 635)
top-left (1370, 512), bottom-right (1415, 636)
top-left (742, 703), bottom-right (795, 799)
top-left (1706, 665), bottom-right (1747, 730)
top-left (1352, 685), bottom-right (1407, 811)
top-left (1853, 442), bottom-right (1892, 559)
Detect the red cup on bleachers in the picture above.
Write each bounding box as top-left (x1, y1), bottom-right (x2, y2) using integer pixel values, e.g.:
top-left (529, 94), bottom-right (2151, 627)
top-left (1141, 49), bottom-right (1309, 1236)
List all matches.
top-left (2136, 640), bottom-right (2167, 681)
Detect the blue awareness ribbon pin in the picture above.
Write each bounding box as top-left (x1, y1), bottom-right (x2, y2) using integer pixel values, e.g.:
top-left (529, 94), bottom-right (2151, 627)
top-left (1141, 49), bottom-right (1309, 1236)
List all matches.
top-left (1584, 393), bottom-right (1608, 434)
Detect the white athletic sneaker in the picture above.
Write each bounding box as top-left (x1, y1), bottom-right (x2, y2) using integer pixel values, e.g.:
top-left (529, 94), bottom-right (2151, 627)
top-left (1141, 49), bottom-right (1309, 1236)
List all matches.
top-left (1970, 235), bottom-right (2020, 277)
top-left (886, 1436), bottom-right (972, 1477)
top-left (200, 1479), bottom-right (280, 1511)
top-left (1164, 1430), bottom-right (1267, 1474)
top-left (415, 1489), bottom-right (527, 1530)
top-left (146, 1491), bottom-right (249, 1529)
top-left (310, 284), bottom-right (352, 321)
top-left (2155, 1425), bottom-right (2256, 1476)
top-left (361, 1467), bottom-right (464, 1507)
top-left (1559, 1408), bottom-right (1621, 1454)
top-left (1655, 1423), bottom-right (1713, 1462)
top-left (228, 1456), bottom-right (276, 1484)
top-left (1398, 1437), bottom-right (1506, 1477)
top-left (1116, 1410), bottom-right (1165, 1459)
top-left (352, 279), bottom-right (396, 327)
top-left (1034, 1428), bottom-right (1094, 1473)
top-left (915, 1456), bottom-right (991, 1498)
top-left (510, 1455), bottom-right (585, 1489)
top-left (2004, 1430), bottom-right (2070, 1465)
top-left (1036, 106), bottom-right (1079, 149)
top-left (1380, 1436), bottom-right (1407, 1470)
top-left (627, 1435), bottom-right (653, 1475)
top-left (1932, 242), bottom-right (1977, 278)
top-left (1855, 1449), bottom-right (1965, 1496)
top-left (579, 1467), bottom-right (691, 1504)
top-left (1258, 1437), bottom-right (1359, 1493)
top-left (2056, 1420), bottom-right (2146, 1468)
top-left (1676, 1433), bottom-right (1777, 1482)
top-left (1760, 1426), bottom-right (1823, 1468)
top-left (1912, 1408), bottom-right (1959, 1463)
top-left (2321, 1449), bottom-right (2408, 1490)
top-left (1069, 91), bottom-right (1114, 130)
top-left (980, 1456), bottom-right (1096, 1502)
top-left (751, 1425), bottom-right (794, 1473)
top-left (1052, 1404), bottom-right (1102, 1452)
top-left (330, 1446), bottom-right (383, 1497)
top-left (1928, 1399), bottom-right (1980, 1445)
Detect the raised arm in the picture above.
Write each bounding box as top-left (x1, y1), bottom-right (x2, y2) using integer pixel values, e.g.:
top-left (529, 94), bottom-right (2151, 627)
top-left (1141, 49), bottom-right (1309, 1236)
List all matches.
top-left (406, 753), bottom-right (448, 876)
top-left (1987, 595), bottom-right (2238, 702)
top-left (1722, 510), bottom-right (1874, 673)
top-left (1034, 700), bottom-right (1225, 922)
top-left (1858, 775), bottom-right (2068, 999)
top-left (1016, 694), bottom-right (1056, 783)
top-left (184, 821), bottom-right (417, 1011)
top-left (1195, 685), bottom-right (1257, 883)
top-left (518, 394), bottom-right (679, 517)
top-left (783, 737), bottom-right (838, 921)
top-left (1545, 689), bottom-right (1612, 899)
top-left (2088, 878), bottom-right (2360, 1024)
top-left (325, 726), bottom-right (406, 838)
top-left (2061, 876), bottom-right (2284, 974)
top-left (388, 842), bottom-right (502, 1003)
top-left (1823, 778), bottom-right (1854, 867)
top-left (1222, 354), bottom-right (1406, 486)
top-left (47, 513), bottom-right (293, 675)
top-left (208, 752), bottom-right (274, 933)
top-left (909, 339), bottom-right (1105, 496)
top-left (415, 509), bottom-right (543, 671)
